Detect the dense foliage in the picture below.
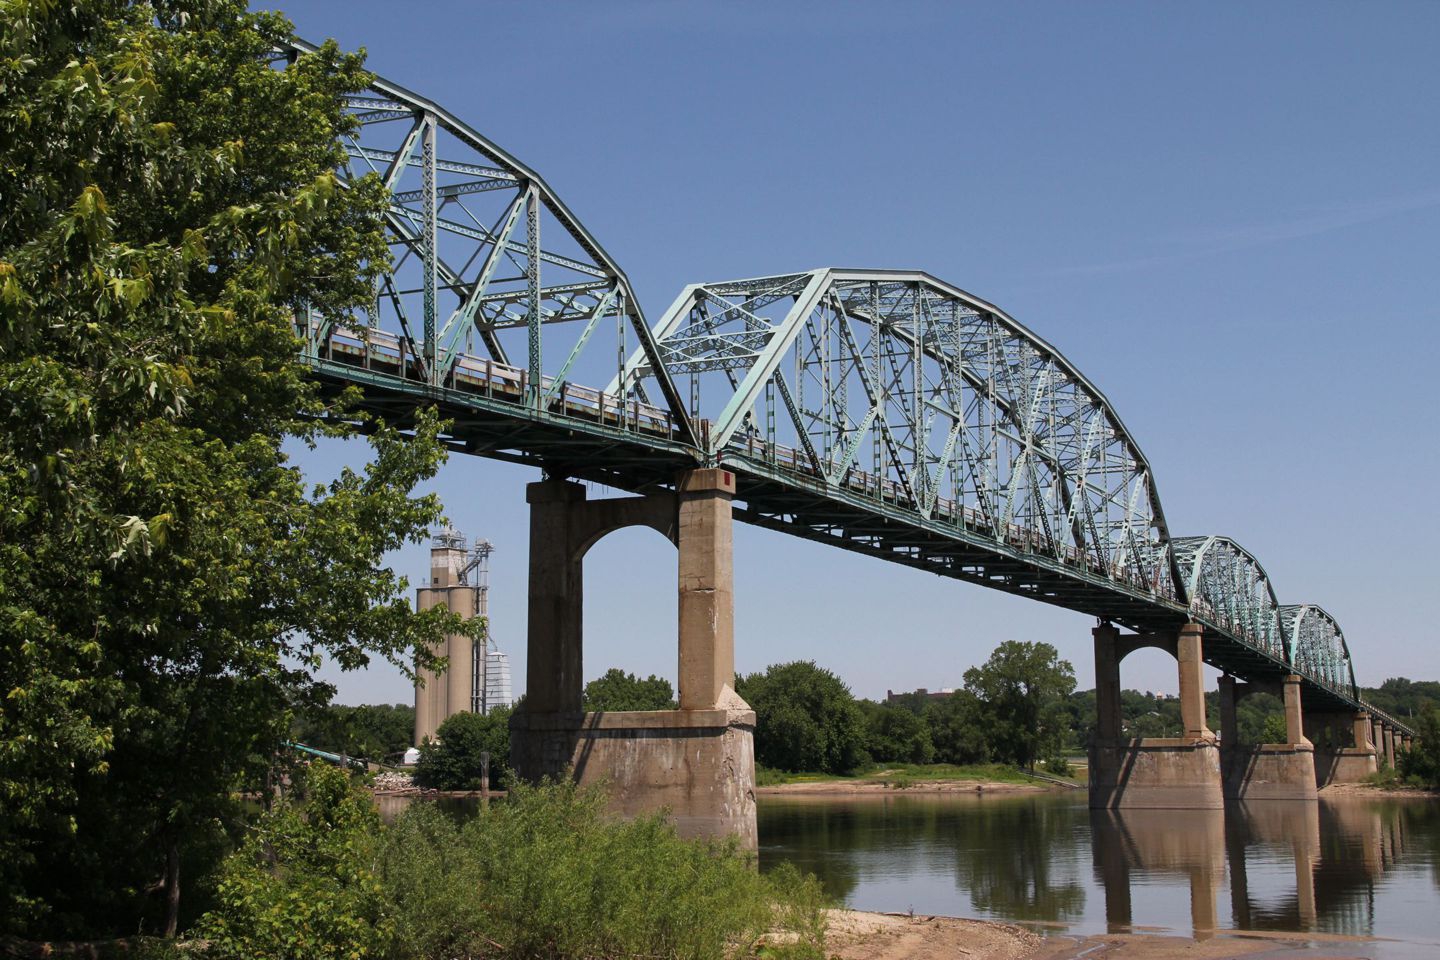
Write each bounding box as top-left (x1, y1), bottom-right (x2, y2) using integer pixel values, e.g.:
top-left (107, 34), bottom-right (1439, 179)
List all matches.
top-left (858, 700), bottom-right (934, 765)
top-left (1398, 707), bottom-right (1440, 787)
top-left (196, 764), bottom-right (394, 960)
top-left (1362, 678), bottom-right (1440, 720)
top-left (748, 642), bottom-right (1322, 776)
top-left (962, 641), bottom-right (1076, 769)
top-left (738, 661), bottom-right (868, 775)
top-left (293, 703), bottom-right (417, 762)
top-left (923, 690), bottom-right (993, 764)
top-left (582, 668), bottom-right (677, 711)
top-left (194, 769), bottom-right (827, 960)
top-left (0, 2), bottom-right (480, 937)
top-left (414, 707), bottom-right (512, 791)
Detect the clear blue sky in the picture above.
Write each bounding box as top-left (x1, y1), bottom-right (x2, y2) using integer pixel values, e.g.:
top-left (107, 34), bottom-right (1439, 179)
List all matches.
top-left (270, 1), bottom-right (1440, 706)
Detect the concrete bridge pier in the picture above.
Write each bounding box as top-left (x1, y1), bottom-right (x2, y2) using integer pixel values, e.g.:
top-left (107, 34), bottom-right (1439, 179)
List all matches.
top-left (509, 469), bottom-right (757, 848)
top-left (1218, 674), bottom-right (1317, 801)
top-left (1305, 709), bottom-right (1377, 786)
top-left (1089, 622), bottom-right (1223, 809)
top-left (1379, 720), bottom-right (1397, 769)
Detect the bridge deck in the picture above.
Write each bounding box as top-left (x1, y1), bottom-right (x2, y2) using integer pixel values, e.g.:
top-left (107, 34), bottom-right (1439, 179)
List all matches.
top-left (306, 336), bottom-right (1389, 726)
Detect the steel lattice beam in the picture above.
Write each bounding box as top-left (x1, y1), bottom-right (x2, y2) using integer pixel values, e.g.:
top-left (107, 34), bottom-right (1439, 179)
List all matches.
top-left (277, 40), bottom-right (1411, 738)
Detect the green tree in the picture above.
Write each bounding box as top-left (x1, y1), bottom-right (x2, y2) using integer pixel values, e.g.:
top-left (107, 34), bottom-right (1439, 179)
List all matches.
top-left (1259, 712), bottom-right (1290, 744)
top-left (1399, 706), bottom-right (1440, 787)
top-left (737, 662), bottom-right (867, 775)
top-left (293, 702), bottom-right (417, 762)
top-left (195, 763), bottom-right (394, 960)
top-left (963, 641), bottom-right (1076, 770)
top-left (583, 668), bottom-right (677, 711)
top-left (0, 3), bottom-right (480, 937)
top-left (859, 701), bottom-right (935, 765)
top-left (414, 707), bottom-right (512, 791)
top-left (924, 691), bottom-right (991, 764)
top-left (1120, 690), bottom-right (1183, 739)
top-left (1363, 678), bottom-right (1440, 719)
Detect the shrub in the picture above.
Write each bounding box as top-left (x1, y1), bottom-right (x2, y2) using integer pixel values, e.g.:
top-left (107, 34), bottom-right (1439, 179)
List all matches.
top-left (198, 768), bottom-right (827, 960)
top-left (381, 780), bottom-right (828, 960)
top-left (414, 706), bottom-right (511, 790)
top-left (194, 764), bottom-right (394, 960)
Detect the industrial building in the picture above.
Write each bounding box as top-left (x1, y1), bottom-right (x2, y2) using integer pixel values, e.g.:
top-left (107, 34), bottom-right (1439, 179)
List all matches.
top-left (413, 529), bottom-right (513, 746)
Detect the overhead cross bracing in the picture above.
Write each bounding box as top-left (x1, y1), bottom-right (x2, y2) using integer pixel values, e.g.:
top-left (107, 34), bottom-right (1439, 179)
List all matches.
top-left (280, 38), bottom-right (1410, 738)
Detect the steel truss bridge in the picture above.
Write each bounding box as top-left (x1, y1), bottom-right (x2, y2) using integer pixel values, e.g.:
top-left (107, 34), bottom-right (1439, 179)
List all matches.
top-left (281, 40), bottom-right (1410, 737)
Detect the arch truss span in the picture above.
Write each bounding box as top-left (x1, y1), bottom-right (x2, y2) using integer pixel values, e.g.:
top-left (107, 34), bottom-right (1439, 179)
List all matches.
top-left (1279, 604), bottom-right (1357, 700)
top-left (614, 268), bottom-right (1178, 601)
top-left (279, 38), bottom-right (697, 451)
top-left (1171, 536), bottom-right (1284, 663)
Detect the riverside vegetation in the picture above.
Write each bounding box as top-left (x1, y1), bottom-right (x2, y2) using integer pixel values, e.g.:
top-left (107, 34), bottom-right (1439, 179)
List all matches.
top-left (190, 764), bottom-right (827, 960)
top-left (305, 659), bottom-right (1440, 791)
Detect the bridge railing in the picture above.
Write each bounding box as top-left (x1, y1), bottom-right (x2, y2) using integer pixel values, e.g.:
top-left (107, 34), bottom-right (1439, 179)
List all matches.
top-left (304, 318), bottom-right (684, 442)
top-left (726, 431), bottom-right (1171, 597)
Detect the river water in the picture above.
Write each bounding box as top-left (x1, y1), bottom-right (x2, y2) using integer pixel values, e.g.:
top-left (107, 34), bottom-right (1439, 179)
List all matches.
top-left (758, 792), bottom-right (1440, 954)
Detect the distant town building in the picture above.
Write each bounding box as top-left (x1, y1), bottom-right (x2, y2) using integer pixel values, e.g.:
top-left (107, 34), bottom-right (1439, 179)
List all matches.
top-left (885, 687), bottom-right (957, 703)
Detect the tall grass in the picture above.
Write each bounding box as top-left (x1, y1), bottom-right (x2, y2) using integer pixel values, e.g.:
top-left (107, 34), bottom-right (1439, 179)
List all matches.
top-left (192, 768), bottom-right (826, 960)
top-left (380, 779), bottom-right (825, 960)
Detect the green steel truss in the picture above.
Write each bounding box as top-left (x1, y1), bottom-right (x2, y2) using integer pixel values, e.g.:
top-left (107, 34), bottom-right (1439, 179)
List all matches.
top-left (278, 40), bottom-right (1409, 737)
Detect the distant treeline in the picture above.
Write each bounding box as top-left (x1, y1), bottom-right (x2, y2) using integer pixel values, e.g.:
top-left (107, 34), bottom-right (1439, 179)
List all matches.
top-left (293, 668), bottom-right (1440, 784)
top-left (1359, 678), bottom-right (1440, 720)
top-left (292, 702), bottom-right (416, 763)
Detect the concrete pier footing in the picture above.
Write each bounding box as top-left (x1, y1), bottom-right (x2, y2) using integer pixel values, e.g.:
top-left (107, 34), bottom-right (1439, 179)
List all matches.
top-left (511, 469), bottom-right (757, 846)
top-left (510, 701), bottom-right (757, 847)
top-left (1307, 710), bottom-right (1377, 786)
top-left (1090, 737), bottom-right (1225, 809)
top-left (1223, 744), bottom-right (1317, 801)
top-left (1220, 675), bottom-right (1317, 801)
top-left (1218, 675), bottom-right (1317, 800)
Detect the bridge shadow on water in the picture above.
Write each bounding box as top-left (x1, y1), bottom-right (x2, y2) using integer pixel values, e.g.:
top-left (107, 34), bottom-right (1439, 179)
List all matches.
top-left (755, 792), bottom-right (1440, 945)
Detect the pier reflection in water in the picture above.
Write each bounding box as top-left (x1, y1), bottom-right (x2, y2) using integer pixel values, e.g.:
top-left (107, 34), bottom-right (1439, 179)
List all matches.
top-left (756, 793), bottom-right (1440, 946)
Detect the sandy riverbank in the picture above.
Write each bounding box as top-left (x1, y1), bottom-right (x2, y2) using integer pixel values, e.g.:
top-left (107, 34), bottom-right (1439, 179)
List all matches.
top-left (827, 911), bottom-right (1389, 960)
top-left (1320, 781), bottom-right (1440, 800)
top-left (757, 778), bottom-right (1056, 796)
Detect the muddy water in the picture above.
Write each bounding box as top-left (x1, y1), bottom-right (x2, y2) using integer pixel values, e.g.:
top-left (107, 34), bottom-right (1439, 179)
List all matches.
top-left (757, 793), bottom-right (1440, 952)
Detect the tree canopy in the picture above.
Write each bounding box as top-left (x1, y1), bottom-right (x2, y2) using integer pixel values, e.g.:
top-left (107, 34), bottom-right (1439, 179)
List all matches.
top-left (0, 1), bottom-right (480, 937)
top-left (858, 701), bottom-right (934, 765)
top-left (582, 668), bottom-right (676, 712)
top-left (293, 703), bottom-right (417, 763)
top-left (414, 707), bottom-right (512, 791)
top-left (737, 661), bottom-right (867, 775)
top-left (963, 641), bottom-right (1076, 770)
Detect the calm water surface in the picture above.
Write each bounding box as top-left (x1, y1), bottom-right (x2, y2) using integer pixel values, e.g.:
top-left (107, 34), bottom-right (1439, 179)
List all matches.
top-left (757, 792), bottom-right (1440, 953)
